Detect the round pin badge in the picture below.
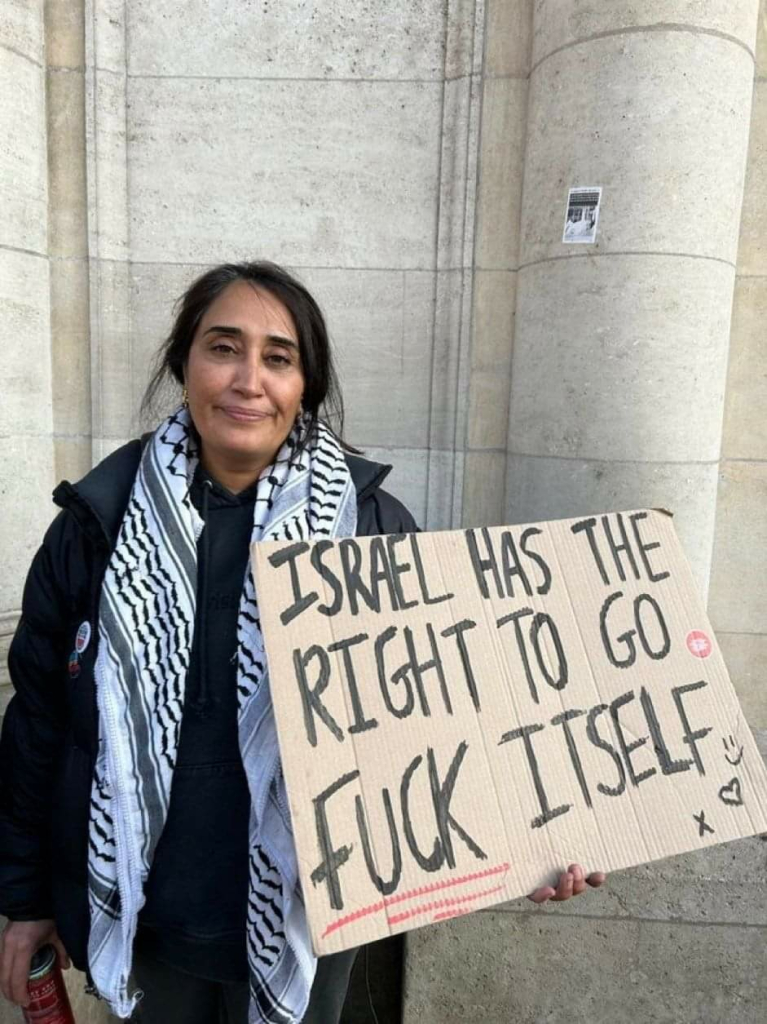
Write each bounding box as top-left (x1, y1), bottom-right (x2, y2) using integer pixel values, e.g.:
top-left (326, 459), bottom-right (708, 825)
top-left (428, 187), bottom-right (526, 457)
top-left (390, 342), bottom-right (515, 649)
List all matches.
top-left (75, 620), bottom-right (91, 655)
top-left (68, 650), bottom-right (81, 680)
top-left (686, 629), bottom-right (712, 659)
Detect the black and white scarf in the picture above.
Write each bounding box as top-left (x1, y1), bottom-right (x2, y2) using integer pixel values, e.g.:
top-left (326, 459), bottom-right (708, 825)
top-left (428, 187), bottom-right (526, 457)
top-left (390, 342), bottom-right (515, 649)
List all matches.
top-left (87, 408), bottom-right (358, 1021)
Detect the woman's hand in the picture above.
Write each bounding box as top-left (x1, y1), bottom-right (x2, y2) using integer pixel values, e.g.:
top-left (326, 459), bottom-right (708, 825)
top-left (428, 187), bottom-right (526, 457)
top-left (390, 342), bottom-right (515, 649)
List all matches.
top-left (527, 863), bottom-right (607, 904)
top-left (0, 919), bottom-right (70, 1008)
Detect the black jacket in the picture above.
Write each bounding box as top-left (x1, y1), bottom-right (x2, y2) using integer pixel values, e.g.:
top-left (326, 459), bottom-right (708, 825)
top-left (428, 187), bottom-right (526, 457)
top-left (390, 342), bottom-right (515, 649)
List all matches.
top-left (0, 439), bottom-right (417, 972)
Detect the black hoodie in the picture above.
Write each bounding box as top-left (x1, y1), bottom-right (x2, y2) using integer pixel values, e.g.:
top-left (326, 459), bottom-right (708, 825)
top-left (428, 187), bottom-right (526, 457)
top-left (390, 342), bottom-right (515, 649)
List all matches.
top-left (137, 466), bottom-right (261, 981)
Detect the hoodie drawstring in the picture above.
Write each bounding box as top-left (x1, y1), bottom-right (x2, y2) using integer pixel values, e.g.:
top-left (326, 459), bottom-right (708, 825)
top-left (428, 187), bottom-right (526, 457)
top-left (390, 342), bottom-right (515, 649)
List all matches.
top-left (190, 478), bottom-right (213, 715)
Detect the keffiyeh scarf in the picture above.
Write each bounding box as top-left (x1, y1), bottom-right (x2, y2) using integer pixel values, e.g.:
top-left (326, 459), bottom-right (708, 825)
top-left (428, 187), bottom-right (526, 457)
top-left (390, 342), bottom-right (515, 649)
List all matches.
top-left (87, 408), bottom-right (357, 1021)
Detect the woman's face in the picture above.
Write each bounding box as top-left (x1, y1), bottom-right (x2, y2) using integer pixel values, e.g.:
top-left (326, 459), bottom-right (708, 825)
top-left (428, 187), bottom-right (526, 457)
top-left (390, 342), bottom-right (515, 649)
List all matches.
top-left (184, 280), bottom-right (305, 473)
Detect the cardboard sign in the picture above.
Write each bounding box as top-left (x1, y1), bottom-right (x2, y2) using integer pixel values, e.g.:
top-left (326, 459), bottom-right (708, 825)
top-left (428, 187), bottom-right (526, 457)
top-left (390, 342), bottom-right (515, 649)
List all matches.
top-left (251, 510), bottom-right (767, 955)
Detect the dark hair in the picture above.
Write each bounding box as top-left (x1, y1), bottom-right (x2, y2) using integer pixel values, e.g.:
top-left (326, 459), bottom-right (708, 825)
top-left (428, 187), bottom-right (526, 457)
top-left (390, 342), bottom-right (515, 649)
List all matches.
top-left (142, 261), bottom-right (357, 453)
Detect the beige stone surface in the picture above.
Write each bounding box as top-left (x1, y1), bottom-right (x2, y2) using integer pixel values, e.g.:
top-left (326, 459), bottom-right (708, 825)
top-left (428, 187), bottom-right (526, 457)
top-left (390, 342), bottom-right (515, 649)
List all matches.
top-left (126, 78), bottom-right (442, 268)
top-left (485, 0), bottom-right (533, 78)
top-left (462, 449), bottom-right (507, 527)
top-left (505, 453), bottom-right (719, 595)
top-left (467, 370), bottom-right (509, 449)
top-left (54, 436), bottom-right (93, 486)
top-left (427, 270), bottom-right (471, 458)
top-left (722, 277), bottom-right (767, 460)
top-left (470, 269), bottom-right (515, 371)
top-left (475, 77), bottom-right (527, 270)
top-left (0, 436), bottom-right (56, 612)
top-left (0, 0), bottom-right (44, 65)
top-left (423, 447), bottom-right (465, 530)
top-left (444, 0), bottom-right (484, 79)
top-left (86, 67), bottom-right (128, 262)
top-left (520, 34), bottom-right (754, 267)
top-left (492, 832), bottom-right (767, 927)
top-left (47, 69), bottom-right (88, 258)
top-left (757, 0), bottom-right (767, 75)
top-left (302, 268), bottom-right (434, 448)
top-left (404, 912), bottom-right (767, 1024)
top-left (128, 261), bottom-right (201, 429)
top-left (0, 249), bottom-right (51, 437)
top-left (532, 0), bottom-right (761, 69)
top-left (0, 612), bottom-right (18, 691)
top-left (91, 0), bottom-right (126, 73)
top-left (737, 80), bottom-right (767, 277)
top-left (127, 0), bottom-right (449, 80)
top-left (91, 259), bottom-right (133, 440)
top-left (50, 258), bottom-right (92, 438)
top-left (0, 49), bottom-right (47, 254)
top-left (436, 74), bottom-right (480, 271)
top-left (708, 461), bottom-right (767, 636)
top-left (510, 256), bottom-right (735, 464)
top-left (91, 437), bottom-right (133, 463)
top-left (0, 683), bottom-right (12, 720)
top-left (361, 446), bottom-right (464, 531)
top-left (63, 968), bottom-right (112, 1023)
top-left (718, 632), bottom-right (767, 730)
top-left (45, 0), bottom-right (85, 69)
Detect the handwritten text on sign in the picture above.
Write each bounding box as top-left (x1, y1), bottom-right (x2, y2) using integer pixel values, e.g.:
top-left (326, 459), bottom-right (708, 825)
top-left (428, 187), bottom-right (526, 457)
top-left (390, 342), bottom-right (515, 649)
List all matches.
top-left (251, 511), bottom-right (767, 953)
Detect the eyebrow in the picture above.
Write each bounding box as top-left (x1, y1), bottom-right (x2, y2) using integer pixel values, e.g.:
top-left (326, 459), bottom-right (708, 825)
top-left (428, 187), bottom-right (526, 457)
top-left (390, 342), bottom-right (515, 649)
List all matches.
top-left (203, 325), bottom-right (299, 350)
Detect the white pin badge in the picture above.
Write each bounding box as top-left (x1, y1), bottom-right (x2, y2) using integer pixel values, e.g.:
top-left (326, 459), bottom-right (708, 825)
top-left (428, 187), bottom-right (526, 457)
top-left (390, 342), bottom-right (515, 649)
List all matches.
top-left (75, 620), bottom-right (92, 655)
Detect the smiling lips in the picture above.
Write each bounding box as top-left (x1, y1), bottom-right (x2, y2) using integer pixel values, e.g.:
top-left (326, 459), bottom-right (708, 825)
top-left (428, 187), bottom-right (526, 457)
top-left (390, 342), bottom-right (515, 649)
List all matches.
top-left (220, 406), bottom-right (272, 422)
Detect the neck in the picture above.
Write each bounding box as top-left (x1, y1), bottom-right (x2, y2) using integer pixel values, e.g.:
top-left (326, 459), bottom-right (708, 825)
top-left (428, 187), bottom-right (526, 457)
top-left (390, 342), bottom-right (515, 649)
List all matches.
top-left (199, 446), bottom-right (272, 495)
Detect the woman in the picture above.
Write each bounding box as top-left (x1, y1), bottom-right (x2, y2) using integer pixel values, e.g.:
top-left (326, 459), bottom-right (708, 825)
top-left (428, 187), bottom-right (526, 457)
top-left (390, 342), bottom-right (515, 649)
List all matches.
top-left (0, 262), bottom-right (604, 1023)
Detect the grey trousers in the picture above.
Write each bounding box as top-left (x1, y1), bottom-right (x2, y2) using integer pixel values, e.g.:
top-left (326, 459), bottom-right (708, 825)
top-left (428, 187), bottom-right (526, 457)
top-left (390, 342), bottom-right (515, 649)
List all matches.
top-left (132, 946), bottom-right (358, 1024)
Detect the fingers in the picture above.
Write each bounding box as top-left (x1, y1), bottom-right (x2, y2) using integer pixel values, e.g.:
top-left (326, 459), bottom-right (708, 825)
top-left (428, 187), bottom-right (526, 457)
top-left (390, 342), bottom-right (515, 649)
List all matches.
top-left (0, 929), bottom-right (30, 1008)
top-left (11, 944), bottom-right (32, 1007)
top-left (567, 864), bottom-right (587, 896)
top-left (0, 931), bottom-right (11, 1005)
top-left (50, 935), bottom-right (71, 971)
top-left (526, 886), bottom-right (556, 904)
top-left (527, 865), bottom-right (607, 905)
top-left (551, 870), bottom-right (574, 901)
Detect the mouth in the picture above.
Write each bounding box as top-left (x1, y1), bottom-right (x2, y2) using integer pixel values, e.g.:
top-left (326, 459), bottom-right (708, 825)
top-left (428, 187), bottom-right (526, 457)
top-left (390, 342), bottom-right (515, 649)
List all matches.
top-left (219, 406), bottom-right (273, 422)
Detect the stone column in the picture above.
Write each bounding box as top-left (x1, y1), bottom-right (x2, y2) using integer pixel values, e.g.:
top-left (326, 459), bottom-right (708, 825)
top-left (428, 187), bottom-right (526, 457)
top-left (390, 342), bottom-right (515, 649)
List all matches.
top-left (506, 0), bottom-right (760, 595)
top-left (462, 0), bottom-right (532, 527)
top-left (708, 2), bottom-right (767, 736)
top-left (0, 1), bottom-right (53, 694)
top-left (47, 0), bottom-right (92, 482)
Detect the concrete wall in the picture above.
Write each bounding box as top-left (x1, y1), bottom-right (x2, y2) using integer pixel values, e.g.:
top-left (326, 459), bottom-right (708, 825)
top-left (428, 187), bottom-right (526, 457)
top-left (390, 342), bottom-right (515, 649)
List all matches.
top-left (0, 0), bottom-right (53, 714)
top-left (84, 0), bottom-right (485, 532)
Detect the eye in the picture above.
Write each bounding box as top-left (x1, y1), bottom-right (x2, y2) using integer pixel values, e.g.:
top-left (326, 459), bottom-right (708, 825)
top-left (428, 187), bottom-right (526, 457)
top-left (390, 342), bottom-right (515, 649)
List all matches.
top-left (211, 341), bottom-right (236, 355)
top-left (266, 352), bottom-right (292, 366)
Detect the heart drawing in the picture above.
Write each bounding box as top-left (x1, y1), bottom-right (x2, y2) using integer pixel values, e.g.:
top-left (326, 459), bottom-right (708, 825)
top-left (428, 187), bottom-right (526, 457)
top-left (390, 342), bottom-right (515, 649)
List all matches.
top-left (718, 778), bottom-right (743, 806)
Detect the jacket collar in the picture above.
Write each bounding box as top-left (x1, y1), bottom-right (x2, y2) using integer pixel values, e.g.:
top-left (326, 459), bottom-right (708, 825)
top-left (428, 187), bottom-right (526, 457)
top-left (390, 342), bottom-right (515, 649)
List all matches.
top-left (53, 439), bottom-right (391, 548)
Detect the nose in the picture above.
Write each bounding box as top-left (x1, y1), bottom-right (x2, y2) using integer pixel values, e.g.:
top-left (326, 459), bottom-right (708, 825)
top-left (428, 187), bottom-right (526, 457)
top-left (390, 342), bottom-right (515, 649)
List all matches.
top-left (234, 352), bottom-right (265, 397)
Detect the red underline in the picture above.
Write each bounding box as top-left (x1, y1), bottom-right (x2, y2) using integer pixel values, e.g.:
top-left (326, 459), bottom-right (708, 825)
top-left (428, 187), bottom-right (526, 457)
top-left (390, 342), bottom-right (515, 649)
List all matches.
top-left (386, 884), bottom-right (505, 926)
top-left (433, 906), bottom-right (473, 923)
top-left (321, 861), bottom-right (510, 939)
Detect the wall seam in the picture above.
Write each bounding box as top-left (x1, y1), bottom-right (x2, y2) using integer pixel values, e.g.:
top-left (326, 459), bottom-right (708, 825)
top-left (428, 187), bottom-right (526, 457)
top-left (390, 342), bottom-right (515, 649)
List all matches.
top-left (484, 909), bottom-right (767, 929)
top-left (518, 252), bottom-right (737, 272)
top-left (531, 23), bottom-right (756, 79)
top-left (0, 42), bottom-right (43, 68)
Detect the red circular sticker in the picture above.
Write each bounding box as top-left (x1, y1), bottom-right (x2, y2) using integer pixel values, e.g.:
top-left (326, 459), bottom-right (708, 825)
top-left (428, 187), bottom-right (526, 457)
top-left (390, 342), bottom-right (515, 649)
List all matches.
top-left (686, 630), bottom-right (712, 659)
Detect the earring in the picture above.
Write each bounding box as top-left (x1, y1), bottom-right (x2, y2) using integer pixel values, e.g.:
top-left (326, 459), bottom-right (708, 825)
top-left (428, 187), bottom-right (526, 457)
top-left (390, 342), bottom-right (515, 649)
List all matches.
top-left (182, 385), bottom-right (189, 409)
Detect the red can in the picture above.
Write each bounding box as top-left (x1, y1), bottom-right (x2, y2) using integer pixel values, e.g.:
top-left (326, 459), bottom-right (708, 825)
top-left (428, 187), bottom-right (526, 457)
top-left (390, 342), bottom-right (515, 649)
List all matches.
top-left (22, 945), bottom-right (75, 1024)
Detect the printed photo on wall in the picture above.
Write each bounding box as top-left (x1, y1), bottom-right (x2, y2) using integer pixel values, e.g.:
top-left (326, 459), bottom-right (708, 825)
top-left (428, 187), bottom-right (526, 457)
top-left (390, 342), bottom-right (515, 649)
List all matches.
top-left (563, 186), bottom-right (602, 244)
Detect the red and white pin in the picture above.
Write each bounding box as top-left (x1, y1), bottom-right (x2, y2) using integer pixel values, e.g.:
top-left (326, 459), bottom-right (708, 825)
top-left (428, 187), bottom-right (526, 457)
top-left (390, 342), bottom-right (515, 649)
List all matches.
top-left (686, 629), bottom-right (712, 659)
